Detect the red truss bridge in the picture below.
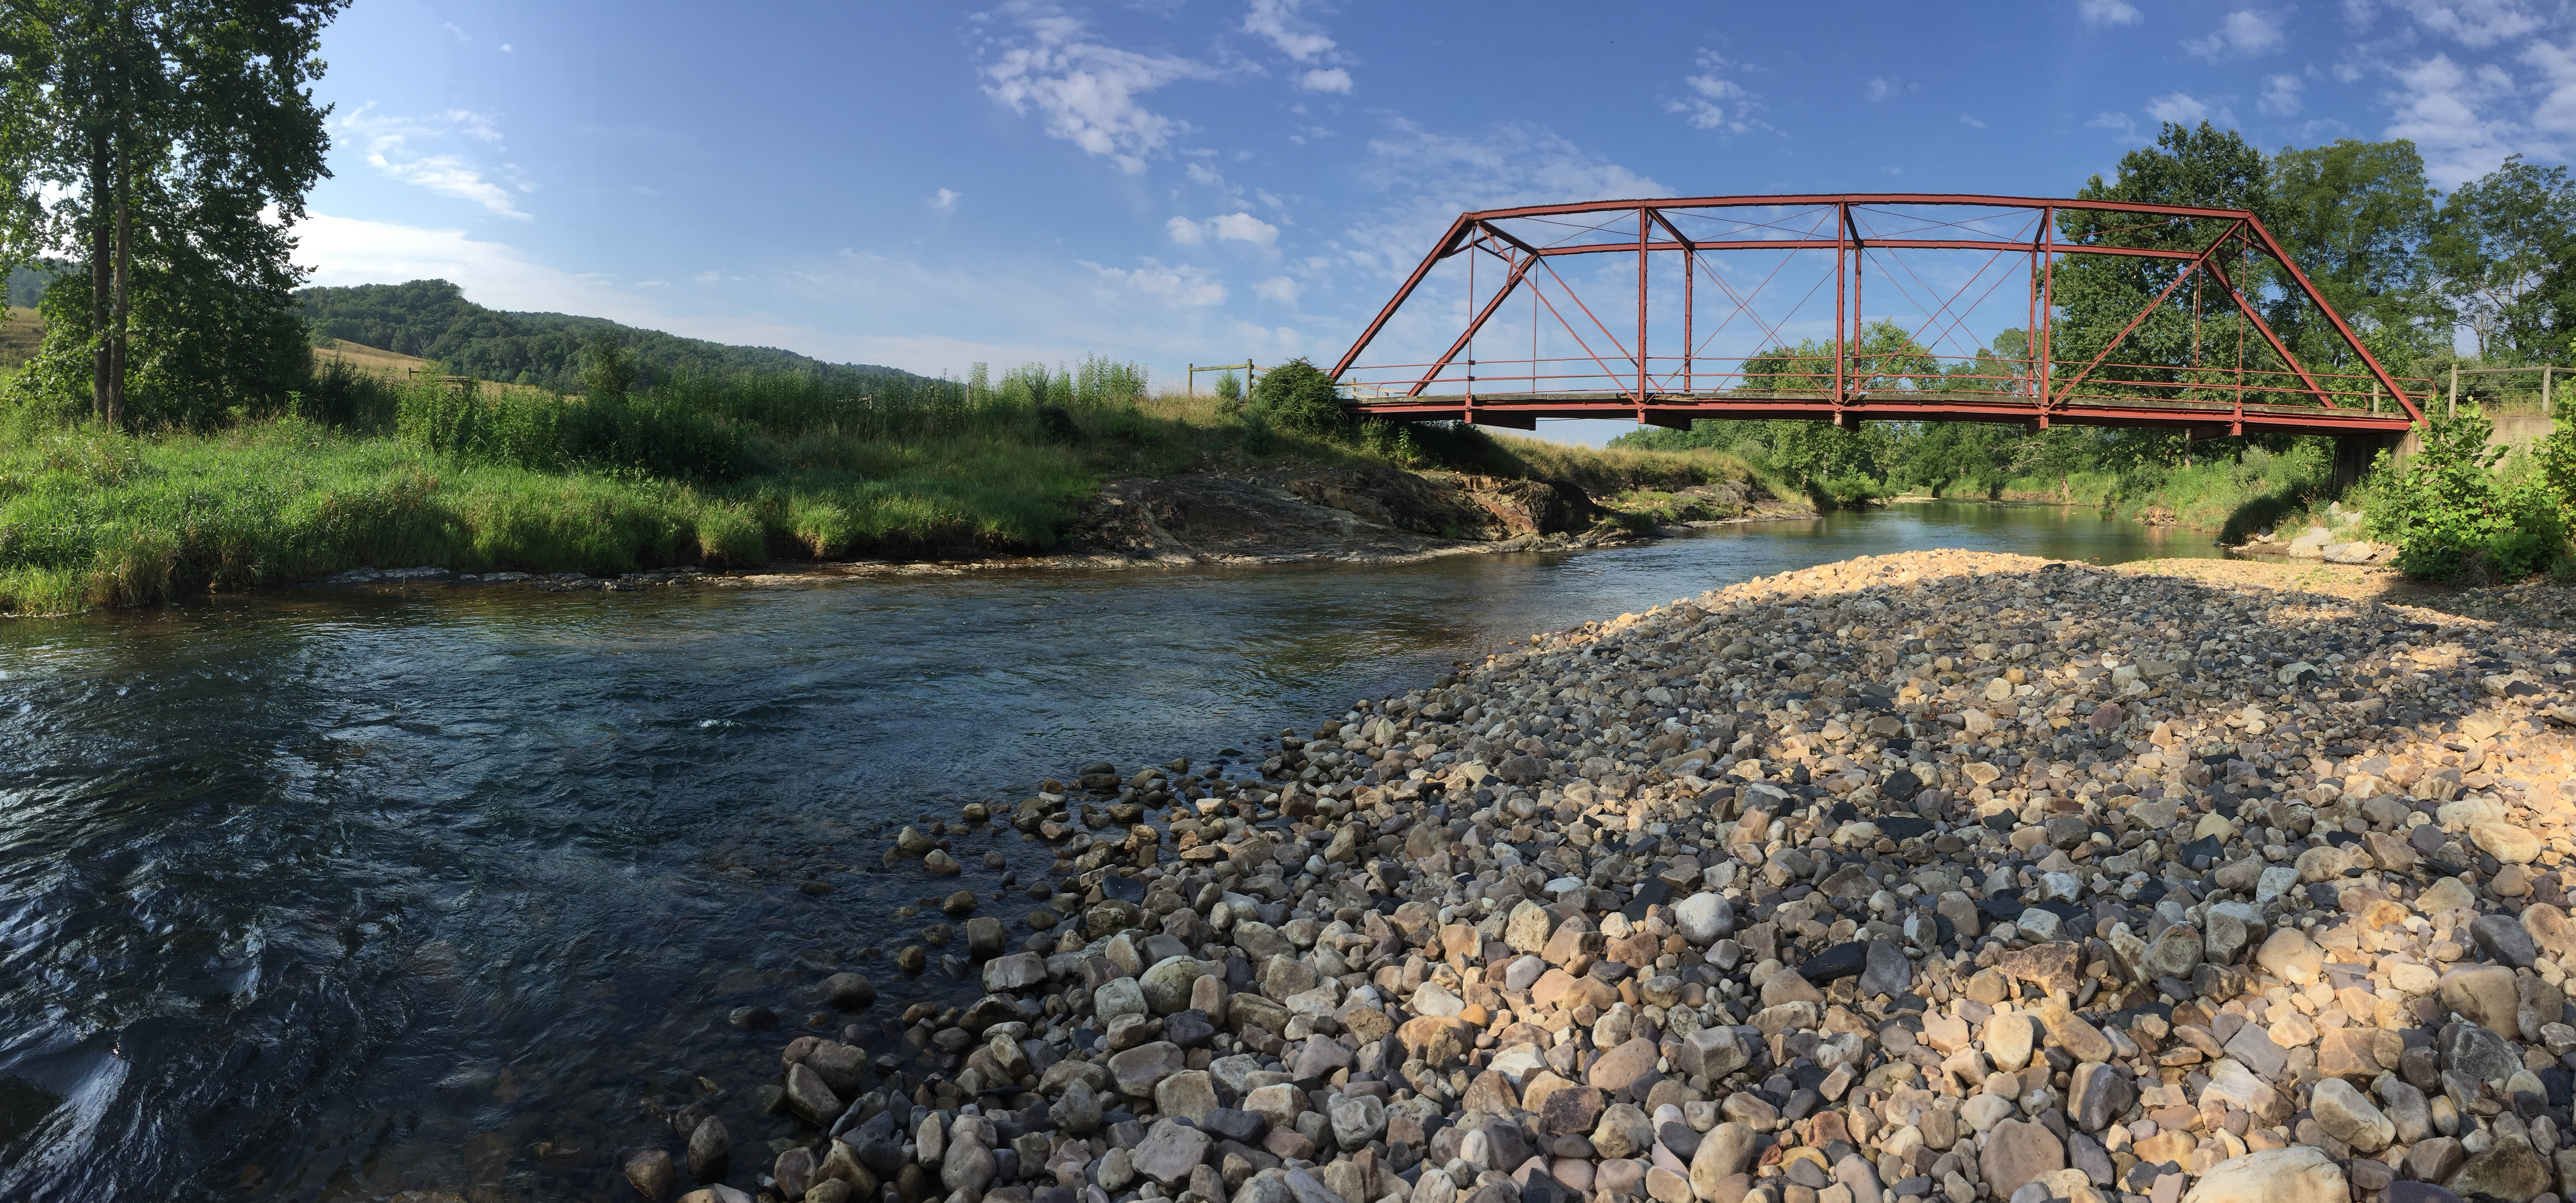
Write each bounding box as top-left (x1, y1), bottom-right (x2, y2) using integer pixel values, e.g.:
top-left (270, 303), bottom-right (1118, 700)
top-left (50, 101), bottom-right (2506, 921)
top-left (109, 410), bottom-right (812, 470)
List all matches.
top-left (1328, 194), bottom-right (2429, 440)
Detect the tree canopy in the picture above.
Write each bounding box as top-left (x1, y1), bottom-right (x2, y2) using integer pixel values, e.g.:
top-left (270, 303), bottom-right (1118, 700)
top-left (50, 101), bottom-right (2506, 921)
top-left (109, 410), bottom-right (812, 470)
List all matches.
top-left (0, 0), bottom-right (343, 427)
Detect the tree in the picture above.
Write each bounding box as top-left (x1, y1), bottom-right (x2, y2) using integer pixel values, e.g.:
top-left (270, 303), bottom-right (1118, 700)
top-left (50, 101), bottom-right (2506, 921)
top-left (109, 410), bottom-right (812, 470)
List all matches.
top-left (2264, 139), bottom-right (2444, 372)
top-left (2052, 122), bottom-right (2273, 403)
top-left (0, 1), bottom-right (343, 427)
top-left (2430, 155), bottom-right (2575, 362)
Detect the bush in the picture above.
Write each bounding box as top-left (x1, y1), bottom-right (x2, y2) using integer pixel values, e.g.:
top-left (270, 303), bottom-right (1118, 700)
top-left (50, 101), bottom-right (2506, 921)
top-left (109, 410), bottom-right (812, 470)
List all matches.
top-left (2370, 404), bottom-right (2565, 580)
top-left (1246, 358), bottom-right (1345, 438)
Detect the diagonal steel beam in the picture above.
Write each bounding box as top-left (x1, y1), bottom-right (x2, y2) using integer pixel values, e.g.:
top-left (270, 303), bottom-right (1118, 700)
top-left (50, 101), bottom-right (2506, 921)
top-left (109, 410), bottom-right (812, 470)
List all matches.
top-left (1408, 251), bottom-right (1535, 398)
top-left (2048, 221), bottom-right (2240, 408)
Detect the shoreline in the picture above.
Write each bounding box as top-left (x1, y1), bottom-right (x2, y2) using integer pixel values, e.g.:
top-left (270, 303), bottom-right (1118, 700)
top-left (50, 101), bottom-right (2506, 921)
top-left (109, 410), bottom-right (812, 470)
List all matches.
top-left (624, 549), bottom-right (2576, 1203)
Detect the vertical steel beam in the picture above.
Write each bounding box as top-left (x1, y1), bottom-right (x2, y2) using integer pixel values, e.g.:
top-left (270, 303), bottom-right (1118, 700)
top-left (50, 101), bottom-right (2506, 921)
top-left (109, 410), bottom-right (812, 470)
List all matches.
top-left (1684, 245), bottom-right (1695, 394)
top-left (1636, 208), bottom-right (1650, 405)
top-left (2038, 207), bottom-right (2055, 415)
top-left (1835, 202), bottom-right (1847, 403)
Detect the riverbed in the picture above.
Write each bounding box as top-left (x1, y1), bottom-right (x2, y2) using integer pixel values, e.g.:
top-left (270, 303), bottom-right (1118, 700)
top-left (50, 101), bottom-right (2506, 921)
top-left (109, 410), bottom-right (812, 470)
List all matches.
top-left (0, 501), bottom-right (2217, 1201)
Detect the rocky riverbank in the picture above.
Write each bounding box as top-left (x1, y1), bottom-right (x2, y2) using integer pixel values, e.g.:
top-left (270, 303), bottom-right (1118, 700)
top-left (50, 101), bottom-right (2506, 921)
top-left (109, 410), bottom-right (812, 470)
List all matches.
top-left (623, 549), bottom-right (2576, 1203)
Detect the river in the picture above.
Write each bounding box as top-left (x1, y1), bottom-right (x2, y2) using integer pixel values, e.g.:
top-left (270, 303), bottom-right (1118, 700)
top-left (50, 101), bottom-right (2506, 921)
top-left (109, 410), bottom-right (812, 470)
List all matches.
top-left (0, 501), bottom-right (2216, 1200)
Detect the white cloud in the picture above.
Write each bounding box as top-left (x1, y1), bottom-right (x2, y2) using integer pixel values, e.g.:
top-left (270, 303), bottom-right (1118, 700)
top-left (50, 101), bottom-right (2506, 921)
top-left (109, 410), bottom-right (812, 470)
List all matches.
top-left (1864, 78), bottom-right (1897, 101)
top-left (2397, 0), bottom-right (2545, 48)
top-left (1086, 257), bottom-right (1228, 306)
top-left (932, 188), bottom-right (961, 213)
top-left (1340, 120), bottom-right (1669, 285)
top-left (1298, 68), bottom-right (1353, 94)
top-left (1960, 113), bottom-right (1989, 128)
top-left (2383, 51), bottom-right (2527, 184)
top-left (979, 2), bottom-right (1215, 174)
top-left (695, 270), bottom-right (722, 283)
top-left (1243, 0), bottom-right (1335, 61)
top-left (2090, 110), bottom-right (2142, 138)
top-left (2532, 37), bottom-right (2576, 136)
top-left (499, 43), bottom-right (513, 53)
top-left (2078, 0), bottom-right (2143, 26)
top-left (443, 22), bottom-right (468, 40)
top-left (1253, 276), bottom-right (1302, 304)
top-left (1169, 211), bottom-right (1281, 248)
top-left (2186, 10), bottom-right (2288, 58)
top-left (1671, 49), bottom-right (1762, 132)
top-left (631, 185), bottom-right (660, 196)
top-left (2145, 91), bottom-right (2228, 125)
top-left (2260, 72), bottom-right (2307, 113)
top-left (339, 105), bottom-right (529, 219)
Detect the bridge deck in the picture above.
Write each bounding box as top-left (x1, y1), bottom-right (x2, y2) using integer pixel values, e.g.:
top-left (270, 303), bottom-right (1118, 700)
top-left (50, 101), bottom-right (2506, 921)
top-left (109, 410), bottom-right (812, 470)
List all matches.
top-left (1345, 389), bottom-right (2419, 435)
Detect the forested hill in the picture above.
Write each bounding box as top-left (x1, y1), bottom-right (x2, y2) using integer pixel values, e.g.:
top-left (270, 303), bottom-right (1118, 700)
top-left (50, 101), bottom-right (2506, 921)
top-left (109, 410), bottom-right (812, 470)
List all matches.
top-left (296, 279), bottom-right (920, 392)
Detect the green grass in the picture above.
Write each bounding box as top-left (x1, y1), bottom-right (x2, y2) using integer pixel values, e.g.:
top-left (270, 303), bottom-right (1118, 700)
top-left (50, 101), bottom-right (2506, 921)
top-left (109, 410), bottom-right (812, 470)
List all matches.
top-left (0, 371), bottom-right (1756, 614)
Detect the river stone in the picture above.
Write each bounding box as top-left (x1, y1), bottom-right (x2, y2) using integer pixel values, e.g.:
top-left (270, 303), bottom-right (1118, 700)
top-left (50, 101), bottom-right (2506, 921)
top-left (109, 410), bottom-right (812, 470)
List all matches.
top-left (1057, 1080), bottom-right (1104, 1134)
top-left (2034, 1000), bottom-right (2112, 1063)
top-left (2142, 925), bottom-right (2202, 980)
top-left (1109, 1041), bottom-right (1185, 1097)
top-left (785, 1062), bottom-right (842, 1123)
top-left (2069, 1063), bottom-right (2133, 1131)
top-left (941, 1136), bottom-right (997, 1196)
top-left (2473, 823), bottom-right (2542, 864)
top-left (2309, 1078), bottom-right (2394, 1151)
top-left (688, 1115), bottom-right (731, 1182)
top-left (1095, 976), bottom-right (1149, 1020)
top-left (1330, 1092), bottom-right (1387, 1150)
top-left (1858, 939), bottom-right (1911, 998)
top-left (1688, 1122), bottom-right (1759, 1197)
top-left (1674, 893), bottom-right (1733, 944)
top-left (2469, 915), bottom-right (2539, 969)
top-left (2441, 967), bottom-right (2522, 1034)
top-left (2523, 905), bottom-right (2576, 959)
top-left (821, 972), bottom-right (877, 1009)
top-left (1140, 956), bottom-right (1208, 1013)
top-left (1132, 1119), bottom-right (1213, 1185)
top-left (2181, 1146), bottom-right (2346, 1203)
top-left (1591, 1104), bottom-right (1654, 1160)
top-left (1156, 1069), bottom-right (1218, 1123)
top-left (1983, 1011), bottom-right (2037, 1070)
top-left (2254, 928), bottom-right (2322, 984)
top-left (2440, 1022), bottom-right (2521, 1086)
top-left (626, 1149), bottom-right (678, 1202)
top-left (2447, 1134), bottom-right (2551, 1203)
top-left (1978, 1120), bottom-right (2064, 1198)
top-left (1505, 901), bottom-right (1558, 953)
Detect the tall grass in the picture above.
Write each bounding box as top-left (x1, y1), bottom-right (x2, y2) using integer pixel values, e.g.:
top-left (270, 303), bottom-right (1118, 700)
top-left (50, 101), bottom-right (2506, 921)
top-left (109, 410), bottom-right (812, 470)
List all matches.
top-left (1, 357), bottom-right (1769, 614)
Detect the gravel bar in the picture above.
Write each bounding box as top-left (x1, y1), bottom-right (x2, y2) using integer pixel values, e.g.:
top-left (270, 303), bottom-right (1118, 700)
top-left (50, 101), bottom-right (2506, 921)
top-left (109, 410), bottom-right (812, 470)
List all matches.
top-left (630, 550), bottom-right (2576, 1203)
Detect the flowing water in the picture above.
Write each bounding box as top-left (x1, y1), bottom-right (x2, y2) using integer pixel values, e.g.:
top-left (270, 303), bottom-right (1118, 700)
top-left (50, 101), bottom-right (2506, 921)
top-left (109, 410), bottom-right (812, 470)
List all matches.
top-left (0, 501), bottom-right (2217, 1200)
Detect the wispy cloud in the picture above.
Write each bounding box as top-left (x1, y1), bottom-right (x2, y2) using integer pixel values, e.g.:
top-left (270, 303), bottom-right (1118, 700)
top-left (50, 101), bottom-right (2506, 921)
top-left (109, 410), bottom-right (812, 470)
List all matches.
top-left (2145, 91), bottom-right (2234, 126)
top-left (2260, 72), bottom-right (2306, 114)
top-left (338, 105), bottom-right (530, 219)
top-left (1253, 275), bottom-right (1301, 304)
top-left (1243, 0), bottom-right (1335, 61)
top-left (2186, 10), bottom-right (2288, 58)
top-left (1670, 49), bottom-right (1762, 132)
top-left (979, 1), bottom-right (1215, 174)
top-left (2078, 0), bottom-right (2143, 26)
top-left (931, 188), bottom-right (961, 213)
top-left (1085, 257), bottom-right (1228, 306)
top-left (2396, 0), bottom-right (2547, 48)
top-left (2383, 51), bottom-right (2527, 184)
top-left (1168, 211), bottom-right (1282, 248)
top-left (1960, 113), bottom-right (1989, 128)
top-left (1298, 68), bottom-right (1353, 94)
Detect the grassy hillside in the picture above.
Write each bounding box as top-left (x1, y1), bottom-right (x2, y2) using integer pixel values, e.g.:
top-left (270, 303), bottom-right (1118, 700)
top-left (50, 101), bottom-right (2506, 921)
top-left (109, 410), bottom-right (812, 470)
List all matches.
top-left (0, 307), bottom-right (41, 368)
top-left (0, 366), bottom-right (1772, 615)
top-left (298, 279), bottom-right (920, 393)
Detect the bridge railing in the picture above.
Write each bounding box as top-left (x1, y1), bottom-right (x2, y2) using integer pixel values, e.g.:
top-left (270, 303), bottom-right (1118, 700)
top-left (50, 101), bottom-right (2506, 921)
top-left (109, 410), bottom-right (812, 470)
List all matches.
top-left (1337, 352), bottom-right (2430, 417)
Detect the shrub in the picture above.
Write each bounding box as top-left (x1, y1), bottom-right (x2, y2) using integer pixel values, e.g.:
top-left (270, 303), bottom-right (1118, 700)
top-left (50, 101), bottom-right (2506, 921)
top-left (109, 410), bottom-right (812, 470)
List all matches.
top-left (1246, 358), bottom-right (1345, 437)
top-left (2370, 404), bottom-right (2564, 580)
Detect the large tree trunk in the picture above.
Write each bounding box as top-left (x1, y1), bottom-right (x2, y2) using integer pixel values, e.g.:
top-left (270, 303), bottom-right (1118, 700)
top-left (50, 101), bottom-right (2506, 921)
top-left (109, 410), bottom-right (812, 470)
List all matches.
top-left (106, 144), bottom-right (128, 429)
top-left (89, 140), bottom-right (111, 424)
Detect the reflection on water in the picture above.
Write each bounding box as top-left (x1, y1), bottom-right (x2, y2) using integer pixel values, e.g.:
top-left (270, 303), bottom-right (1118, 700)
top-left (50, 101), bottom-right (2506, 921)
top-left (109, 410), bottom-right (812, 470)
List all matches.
top-left (0, 501), bottom-right (2213, 1200)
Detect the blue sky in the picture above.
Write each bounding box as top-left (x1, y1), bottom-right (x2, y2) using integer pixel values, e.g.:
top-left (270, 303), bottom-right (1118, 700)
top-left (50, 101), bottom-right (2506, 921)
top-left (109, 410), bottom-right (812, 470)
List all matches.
top-left (298, 0), bottom-right (2576, 443)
